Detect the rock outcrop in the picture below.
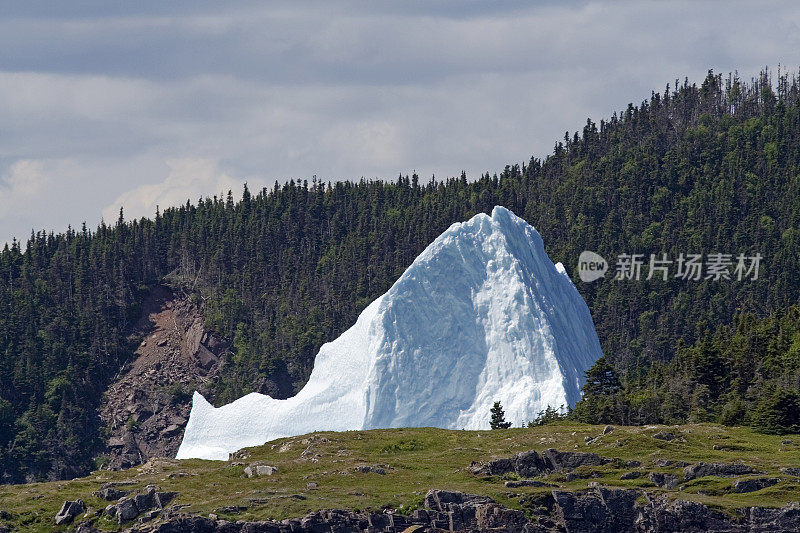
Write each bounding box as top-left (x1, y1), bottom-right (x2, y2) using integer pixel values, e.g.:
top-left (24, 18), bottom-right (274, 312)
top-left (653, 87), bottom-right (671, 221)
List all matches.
top-left (100, 287), bottom-right (229, 469)
top-left (71, 488), bottom-right (800, 532)
top-left (732, 477), bottom-right (779, 493)
top-left (683, 462), bottom-right (759, 481)
top-left (469, 448), bottom-right (613, 477)
top-left (244, 464), bottom-right (278, 478)
top-left (54, 499), bottom-right (85, 525)
top-left (637, 497), bottom-right (742, 532)
top-left (353, 465), bottom-right (387, 475)
top-left (102, 484), bottom-right (177, 524)
top-left (648, 472), bottom-right (679, 489)
top-left (553, 487), bottom-right (639, 532)
top-left (95, 483), bottom-right (132, 501)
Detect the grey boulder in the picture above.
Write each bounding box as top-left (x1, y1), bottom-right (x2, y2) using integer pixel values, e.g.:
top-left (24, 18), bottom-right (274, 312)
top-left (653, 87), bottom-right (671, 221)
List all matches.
top-left (55, 499), bottom-right (85, 525)
top-left (683, 462), bottom-right (758, 481)
top-left (733, 477), bottom-right (779, 493)
top-left (115, 497), bottom-right (139, 523)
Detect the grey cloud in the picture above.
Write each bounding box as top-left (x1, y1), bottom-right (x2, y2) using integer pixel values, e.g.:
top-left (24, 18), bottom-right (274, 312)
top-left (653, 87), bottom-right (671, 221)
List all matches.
top-left (1, 1), bottom-right (800, 245)
top-left (5, 1), bottom-right (783, 84)
top-left (0, 1), bottom-right (544, 21)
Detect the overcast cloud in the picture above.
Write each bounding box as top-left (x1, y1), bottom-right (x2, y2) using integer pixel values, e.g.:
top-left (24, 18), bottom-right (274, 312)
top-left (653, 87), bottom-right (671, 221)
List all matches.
top-left (1, 0), bottom-right (800, 245)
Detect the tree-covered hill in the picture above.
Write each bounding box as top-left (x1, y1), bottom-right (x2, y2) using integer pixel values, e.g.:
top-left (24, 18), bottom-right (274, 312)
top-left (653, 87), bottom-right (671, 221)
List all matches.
top-left (574, 305), bottom-right (800, 432)
top-left (2, 69), bottom-right (800, 482)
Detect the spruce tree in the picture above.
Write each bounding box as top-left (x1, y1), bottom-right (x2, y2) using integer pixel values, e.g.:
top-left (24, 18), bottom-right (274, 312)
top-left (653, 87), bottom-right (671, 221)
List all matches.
top-left (571, 357), bottom-right (623, 424)
top-left (490, 401), bottom-right (511, 429)
top-left (753, 389), bottom-right (800, 434)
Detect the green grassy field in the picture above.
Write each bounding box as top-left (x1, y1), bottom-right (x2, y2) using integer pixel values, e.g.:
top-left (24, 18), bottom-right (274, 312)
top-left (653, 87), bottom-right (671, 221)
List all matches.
top-left (2, 423), bottom-right (799, 531)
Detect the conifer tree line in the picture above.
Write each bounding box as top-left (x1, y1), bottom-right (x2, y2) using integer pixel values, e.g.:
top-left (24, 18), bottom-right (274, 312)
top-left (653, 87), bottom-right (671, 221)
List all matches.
top-left (2, 69), bottom-right (800, 481)
top-left (573, 306), bottom-right (800, 433)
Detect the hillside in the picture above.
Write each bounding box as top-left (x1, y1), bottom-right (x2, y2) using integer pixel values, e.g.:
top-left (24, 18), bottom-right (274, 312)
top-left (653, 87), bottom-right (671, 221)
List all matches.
top-left (2, 424), bottom-right (800, 531)
top-left (3, 69), bottom-right (800, 481)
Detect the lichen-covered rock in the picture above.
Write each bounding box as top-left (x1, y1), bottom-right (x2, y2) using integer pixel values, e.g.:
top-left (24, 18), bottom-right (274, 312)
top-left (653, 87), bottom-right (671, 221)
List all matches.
top-left (119, 486), bottom-right (800, 532)
top-left (97, 487), bottom-right (128, 501)
top-left (543, 448), bottom-right (612, 470)
top-left (422, 489), bottom-right (493, 512)
top-left (468, 457), bottom-right (515, 476)
top-left (54, 500), bottom-right (85, 525)
top-left (639, 497), bottom-right (735, 532)
top-left (114, 497), bottom-right (139, 523)
top-left (475, 503), bottom-right (528, 531)
top-left (140, 509), bottom-right (161, 523)
top-left (74, 522), bottom-right (100, 533)
top-left (155, 490), bottom-right (178, 509)
top-left (553, 487), bottom-right (638, 532)
top-left (648, 472), bottom-right (680, 489)
top-left (683, 462), bottom-right (758, 481)
top-left (748, 503), bottom-right (800, 531)
top-left (256, 465), bottom-right (278, 476)
top-left (514, 449), bottom-right (552, 477)
top-left (733, 477), bottom-right (779, 493)
top-left (352, 465), bottom-right (386, 475)
top-left (469, 448), bottom-right (612, 479)
top-left (134, 488), bottom-right (155, 514)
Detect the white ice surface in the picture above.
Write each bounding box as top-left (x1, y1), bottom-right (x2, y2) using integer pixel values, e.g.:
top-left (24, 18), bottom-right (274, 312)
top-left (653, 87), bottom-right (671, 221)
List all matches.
top-left (176, 206), bottom-right (602, 460)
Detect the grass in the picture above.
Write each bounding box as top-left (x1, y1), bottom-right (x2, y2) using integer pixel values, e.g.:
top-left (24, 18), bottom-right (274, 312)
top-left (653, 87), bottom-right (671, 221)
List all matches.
top-left (1, 423), bottom-right (799, 531)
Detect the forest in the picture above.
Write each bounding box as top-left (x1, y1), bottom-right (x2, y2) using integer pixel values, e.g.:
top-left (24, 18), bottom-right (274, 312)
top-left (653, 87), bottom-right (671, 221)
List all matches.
top-left (2, 69), bottom-right (800, 482)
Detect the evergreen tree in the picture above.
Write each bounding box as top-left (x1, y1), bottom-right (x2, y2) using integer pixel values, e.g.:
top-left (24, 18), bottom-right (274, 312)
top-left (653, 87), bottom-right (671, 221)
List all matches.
top-left (528, 405), bottom-right (568, 427)
top-left (490, 401), bottom-right (511, 429)
top-left (581, 357), bottom-right (621, 397)
top-left (753, 389), bottom-right (800, 434)
top-left (572, 357), bottom-right (623, 424)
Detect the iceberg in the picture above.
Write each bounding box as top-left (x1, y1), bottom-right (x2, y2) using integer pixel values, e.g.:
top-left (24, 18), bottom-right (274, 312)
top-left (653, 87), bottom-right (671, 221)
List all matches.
top-left (176, 206), bottom-right (602, 460)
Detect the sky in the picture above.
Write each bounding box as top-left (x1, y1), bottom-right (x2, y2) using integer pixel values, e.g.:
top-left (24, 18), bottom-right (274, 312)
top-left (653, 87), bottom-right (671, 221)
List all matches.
top-left (1, 1), bottom-right (800, 245)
